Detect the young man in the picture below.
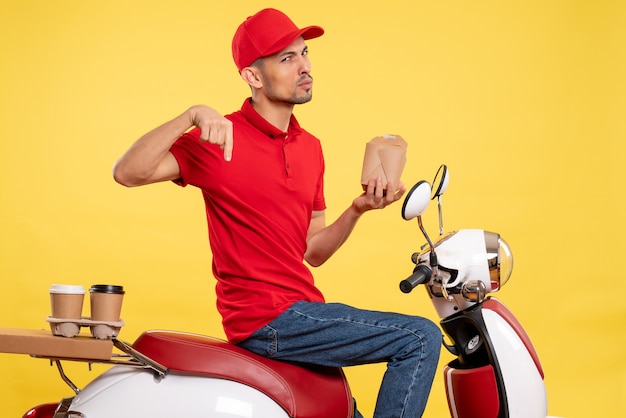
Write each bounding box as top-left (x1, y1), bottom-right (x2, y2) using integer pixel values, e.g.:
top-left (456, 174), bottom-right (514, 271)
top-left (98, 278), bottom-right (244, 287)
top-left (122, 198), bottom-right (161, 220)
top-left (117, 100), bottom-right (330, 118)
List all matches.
top-left (113, 8), bottom-right (441, 418)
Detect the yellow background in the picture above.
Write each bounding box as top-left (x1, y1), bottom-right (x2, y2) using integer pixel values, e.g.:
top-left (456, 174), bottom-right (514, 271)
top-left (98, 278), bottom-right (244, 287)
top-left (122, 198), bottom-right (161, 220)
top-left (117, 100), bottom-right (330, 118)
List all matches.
top-left (1, 1), bottom-right (624, 417)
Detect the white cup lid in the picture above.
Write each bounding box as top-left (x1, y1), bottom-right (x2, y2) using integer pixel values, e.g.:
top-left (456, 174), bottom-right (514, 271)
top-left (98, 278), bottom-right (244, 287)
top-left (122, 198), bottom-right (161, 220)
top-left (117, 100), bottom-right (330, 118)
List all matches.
top-left (49, 284), bottom-right (86, 294)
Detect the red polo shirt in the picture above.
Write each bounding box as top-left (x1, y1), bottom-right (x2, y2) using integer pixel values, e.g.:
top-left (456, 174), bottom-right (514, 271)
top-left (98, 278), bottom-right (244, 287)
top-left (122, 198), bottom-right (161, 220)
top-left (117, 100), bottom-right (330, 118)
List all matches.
top-left (170, 99), bottom-right (326, 343)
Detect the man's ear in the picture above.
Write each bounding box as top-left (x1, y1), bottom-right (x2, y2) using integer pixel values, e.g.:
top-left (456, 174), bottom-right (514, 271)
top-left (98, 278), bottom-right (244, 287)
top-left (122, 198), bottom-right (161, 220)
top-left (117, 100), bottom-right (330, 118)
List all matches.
top-left (240, 67), bottom-right (263, 89)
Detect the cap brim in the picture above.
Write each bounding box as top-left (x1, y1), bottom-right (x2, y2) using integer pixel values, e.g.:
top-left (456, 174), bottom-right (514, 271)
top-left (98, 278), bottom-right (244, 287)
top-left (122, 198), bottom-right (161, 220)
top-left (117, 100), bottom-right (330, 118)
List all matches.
top-left (262, 25), bottom-right (325, 58)
top-left (301, 25), bottom-right (325, 41)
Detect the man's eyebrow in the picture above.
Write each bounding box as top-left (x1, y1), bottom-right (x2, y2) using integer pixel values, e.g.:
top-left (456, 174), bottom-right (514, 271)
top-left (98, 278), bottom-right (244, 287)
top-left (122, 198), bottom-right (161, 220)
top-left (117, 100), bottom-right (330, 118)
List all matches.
top-left (279, 45), bottom-right (308, 58)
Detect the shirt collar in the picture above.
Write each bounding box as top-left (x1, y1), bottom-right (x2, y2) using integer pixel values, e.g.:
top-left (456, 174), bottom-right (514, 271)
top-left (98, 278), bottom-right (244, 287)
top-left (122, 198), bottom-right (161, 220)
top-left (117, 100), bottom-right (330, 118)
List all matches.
top-left (240, 98), bottom-right (303, 140)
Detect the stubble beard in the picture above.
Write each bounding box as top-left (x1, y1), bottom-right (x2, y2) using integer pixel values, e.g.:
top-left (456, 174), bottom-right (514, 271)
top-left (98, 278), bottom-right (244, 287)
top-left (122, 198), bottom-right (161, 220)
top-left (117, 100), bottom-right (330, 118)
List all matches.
top-left (266, 87), bottom-right (313, 105)
top-left (289, 91), bottom-right (313, 105)
top-left (263, 75), bottom-right (313, 105)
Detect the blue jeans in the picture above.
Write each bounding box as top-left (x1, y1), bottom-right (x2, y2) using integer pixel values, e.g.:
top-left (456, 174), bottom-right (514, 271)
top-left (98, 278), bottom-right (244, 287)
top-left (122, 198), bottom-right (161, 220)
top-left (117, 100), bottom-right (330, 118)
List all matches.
top-left (237, 301), bottom-right (442, 418)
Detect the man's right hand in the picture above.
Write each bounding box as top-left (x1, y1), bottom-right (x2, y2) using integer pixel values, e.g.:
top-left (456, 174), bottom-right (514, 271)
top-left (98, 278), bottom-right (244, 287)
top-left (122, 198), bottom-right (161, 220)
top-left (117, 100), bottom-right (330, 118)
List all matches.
top-left (190, 105), bottom-right (234, 162)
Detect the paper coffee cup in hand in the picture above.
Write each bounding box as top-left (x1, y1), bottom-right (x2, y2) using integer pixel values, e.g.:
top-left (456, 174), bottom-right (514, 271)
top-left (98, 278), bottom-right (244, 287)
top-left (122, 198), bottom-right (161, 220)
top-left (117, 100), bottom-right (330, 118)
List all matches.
top-left (360, 134), bottom-right (407, 190)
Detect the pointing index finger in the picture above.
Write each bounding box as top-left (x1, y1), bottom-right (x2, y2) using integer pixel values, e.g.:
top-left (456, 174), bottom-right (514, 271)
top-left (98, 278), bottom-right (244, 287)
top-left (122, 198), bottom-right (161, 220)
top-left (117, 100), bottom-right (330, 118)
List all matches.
top-left (223, 120), bottom-right (234, 162)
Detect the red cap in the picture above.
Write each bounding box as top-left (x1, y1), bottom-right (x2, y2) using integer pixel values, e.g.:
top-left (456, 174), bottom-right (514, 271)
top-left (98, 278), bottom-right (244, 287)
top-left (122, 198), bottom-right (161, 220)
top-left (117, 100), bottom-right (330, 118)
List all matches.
top-left (232, 8), bottom-right (324, 72)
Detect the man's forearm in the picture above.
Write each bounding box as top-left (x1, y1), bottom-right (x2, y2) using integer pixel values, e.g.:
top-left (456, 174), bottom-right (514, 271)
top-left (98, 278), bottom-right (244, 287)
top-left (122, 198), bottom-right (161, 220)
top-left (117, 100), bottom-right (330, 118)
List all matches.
top-left (113, 110), bottom-right (193, 187)
top-left (305, 203), bottom-right (362, 267)
top-left (305, 178), bottom-right (406, 267)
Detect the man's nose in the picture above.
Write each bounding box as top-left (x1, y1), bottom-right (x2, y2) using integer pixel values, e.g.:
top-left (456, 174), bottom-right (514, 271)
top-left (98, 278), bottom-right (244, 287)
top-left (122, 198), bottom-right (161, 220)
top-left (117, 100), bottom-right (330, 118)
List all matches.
top-left (299, 55), bottom-right (311, 74)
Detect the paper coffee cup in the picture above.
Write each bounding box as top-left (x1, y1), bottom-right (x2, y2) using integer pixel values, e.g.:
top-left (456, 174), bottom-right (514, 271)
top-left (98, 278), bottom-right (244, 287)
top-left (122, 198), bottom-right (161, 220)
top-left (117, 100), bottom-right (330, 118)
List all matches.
top-left (89, 284), bottom-right (125, 322)
top-left (49, 284), bottom-right (85, 320)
